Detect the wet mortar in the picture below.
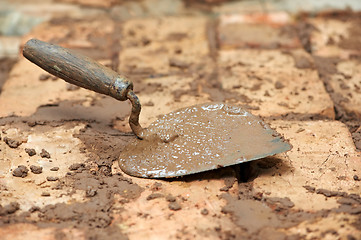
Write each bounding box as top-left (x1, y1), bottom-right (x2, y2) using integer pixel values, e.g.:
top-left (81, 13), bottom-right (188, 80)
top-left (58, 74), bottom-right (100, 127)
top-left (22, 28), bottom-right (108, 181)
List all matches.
top-left (119, 102), bottom-right (291, 178)
top-left (0, 119), bottom-right (144, 239)
top-left (0, 96), bottom-right (144, 239)
top-left (220, 180), bottom-right (361, 240)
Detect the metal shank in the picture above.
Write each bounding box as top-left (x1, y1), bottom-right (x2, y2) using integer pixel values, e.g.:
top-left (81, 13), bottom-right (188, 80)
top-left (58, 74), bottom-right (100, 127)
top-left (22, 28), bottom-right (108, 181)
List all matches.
top-left (127, 91), bottom-right (144, 139)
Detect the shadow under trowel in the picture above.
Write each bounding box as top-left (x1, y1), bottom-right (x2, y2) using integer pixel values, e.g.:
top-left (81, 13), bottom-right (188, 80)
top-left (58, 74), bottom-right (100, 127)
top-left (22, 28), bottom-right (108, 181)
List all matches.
top-left (27, 97), bottom-right (131, 125)
top-left (254, 155), bottom-right (293, 178)
top-left (161, 154), bottom-right (292, 183)
top-left (0, 97), bottom-right (135, 137)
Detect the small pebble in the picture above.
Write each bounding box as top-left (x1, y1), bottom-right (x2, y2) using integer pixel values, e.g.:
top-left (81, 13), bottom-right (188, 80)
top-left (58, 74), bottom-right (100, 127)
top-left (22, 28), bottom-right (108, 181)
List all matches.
top-left (40, 149), bottom-right (51, 158)
top-left (165, 194), bottom-right (176, 202)
top-left (27, 121), bottom-right (36, 127)
top-left (169, 58), bottom-right (190, 69)
top-left (296, 128), bottom-right (305, 133)
top-left (46, 176), bottom-right (59, 181)
top-left (41, 192), bottom-right (50, 197)
top-left (86, 188), bottom-right (97, 197)
top-left (69, 163), bottom-right (84, 171)
top-left (28, 206), bottom-right (40, 213)
top-left (4, 137), bottom-right (22, 148)
top-left (39, 73), bottom-right (51, 81)
top-left (146, 193), bottom-right (163, 201)
top-left (143, 101), bottom-right (155, 106)
top-left (12, 165), bottom-right (29, 178)
top-left (30, 165), bottom-right (43, 174)
top-left (25, 148), bottom-right (36, 156)
top-left (354, 175), bottom-right (360, 181)
top-left (168, 201), bottom-right (182, 211)
top-left (201, 208), bottom-right (209, 215)
top-left (275, 81), bottom-right (285, 89)
top-left (150, 182), bottom-right (162, 191)
top-left (50, 167), bottom-right (59, 171)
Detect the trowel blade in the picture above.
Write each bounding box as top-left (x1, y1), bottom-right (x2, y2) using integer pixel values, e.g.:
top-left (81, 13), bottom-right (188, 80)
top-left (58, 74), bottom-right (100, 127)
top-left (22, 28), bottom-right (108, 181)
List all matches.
top-left (119, 103), bottom-right (292, 178)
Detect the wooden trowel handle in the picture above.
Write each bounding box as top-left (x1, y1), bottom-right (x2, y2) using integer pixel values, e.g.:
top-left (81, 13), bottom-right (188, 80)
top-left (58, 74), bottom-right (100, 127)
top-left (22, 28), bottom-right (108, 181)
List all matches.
top-left (23, 38), bottom-right (133, 101)
top-left (23, 38), bottom-right (145, 139)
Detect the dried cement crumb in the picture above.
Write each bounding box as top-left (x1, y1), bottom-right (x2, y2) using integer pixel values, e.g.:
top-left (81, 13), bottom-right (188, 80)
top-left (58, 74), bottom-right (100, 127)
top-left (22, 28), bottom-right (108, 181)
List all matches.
top-left (12, 165), bottom-right (29, 178)
top-left (46, 176), bottom-right (59, 181)
top-left (30, 165), bottom-right (43, 174)
top-left (168, 202), bottom-right (182, 211)
top-left (4, 137), bottom-right (22, 148)
top-left (201, 208), bottom-right (209, 215)
top-left (40, 149), bottom-right (51, 158)
top-left (25, 148), bottom-right (36, 156)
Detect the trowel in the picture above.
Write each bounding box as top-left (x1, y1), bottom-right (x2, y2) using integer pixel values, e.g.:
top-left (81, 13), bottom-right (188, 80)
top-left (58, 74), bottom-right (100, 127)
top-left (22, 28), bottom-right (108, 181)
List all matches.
top-left (23, 39), bottom-right (292, 178)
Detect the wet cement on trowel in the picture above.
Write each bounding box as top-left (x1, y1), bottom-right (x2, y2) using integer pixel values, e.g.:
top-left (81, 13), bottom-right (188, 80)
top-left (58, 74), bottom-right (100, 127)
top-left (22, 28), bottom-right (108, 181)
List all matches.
top-left (119, 102), bottom-right (291, 178)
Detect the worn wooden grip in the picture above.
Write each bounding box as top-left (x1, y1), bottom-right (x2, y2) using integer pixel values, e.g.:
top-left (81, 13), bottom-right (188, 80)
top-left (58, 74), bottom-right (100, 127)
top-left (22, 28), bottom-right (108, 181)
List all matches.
top-left (23, 39), bottom-right (133, 101)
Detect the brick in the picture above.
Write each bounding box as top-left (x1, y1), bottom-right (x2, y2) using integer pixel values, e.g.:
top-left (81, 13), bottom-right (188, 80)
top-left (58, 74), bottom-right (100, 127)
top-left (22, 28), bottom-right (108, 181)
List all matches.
top-left (7, 1), bottom-right (90, 22)
top-left (135, 75), bottom-right (210, 127)
top-left (119, 17), bottom-right (209, 75)
top-left (254, 120), bottom-right (360, 211)
top-left (329, 60), bottom-right (361, 118)
top-left (23, 17), bottom-right (116, 61)
top-left (218, 13), bottom-right (301, 49)
top-left (0, 58), bottom-right (97, 117)
top-left (0, 224), bottom-right (85, 240)
top-left (0, 124), bottom-right (87, 209)
top-left (114, 172), bottom-right (238, 239)
top-left (286, 212), bottom-right (360, 238)
top-left (309, 17), bottom-right (361, 119)
top-left (218, 49), bottom-right (335, 118)
top-left (309, 18), bottom-right (361, 58)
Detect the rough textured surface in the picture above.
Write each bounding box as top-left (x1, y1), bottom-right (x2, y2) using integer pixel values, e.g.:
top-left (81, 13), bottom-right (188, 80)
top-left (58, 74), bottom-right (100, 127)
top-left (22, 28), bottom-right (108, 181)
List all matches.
top-left (309, 16), bottom-right (361, 58)
top-left (0, 2), bottom-right (361, 240)
top-left (118, 16), bottom-right (210, 76)
top-left (328, 60), bottom-right (361, 118)
top-left (219, 49), bottom-right (335, 118)
top-left (308, 13), bottom-right (361, 152)
top-left (218, 13), bottom-right (301, 49)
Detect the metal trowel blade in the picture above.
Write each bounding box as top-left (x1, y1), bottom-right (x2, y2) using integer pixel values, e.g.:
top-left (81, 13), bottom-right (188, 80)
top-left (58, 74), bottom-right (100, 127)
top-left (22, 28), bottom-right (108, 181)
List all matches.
top-left (119, 103), bottom-right (292, 178)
